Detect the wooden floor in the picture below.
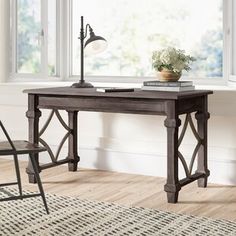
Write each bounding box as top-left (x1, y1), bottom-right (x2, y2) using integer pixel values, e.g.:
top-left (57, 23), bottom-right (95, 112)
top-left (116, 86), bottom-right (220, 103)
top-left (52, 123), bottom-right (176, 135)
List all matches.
top-left (1, 159), bottom-right (236, 221)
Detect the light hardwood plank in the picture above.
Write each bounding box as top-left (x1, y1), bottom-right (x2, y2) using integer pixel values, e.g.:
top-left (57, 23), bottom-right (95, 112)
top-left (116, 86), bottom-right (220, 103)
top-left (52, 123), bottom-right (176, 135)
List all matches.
top-left (1, 159), bottom-right (236, 221)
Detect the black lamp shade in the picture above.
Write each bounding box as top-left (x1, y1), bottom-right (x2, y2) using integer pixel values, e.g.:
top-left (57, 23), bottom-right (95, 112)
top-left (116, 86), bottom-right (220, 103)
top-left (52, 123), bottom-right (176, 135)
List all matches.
top-left (84, 35), bottom-right (107, 55)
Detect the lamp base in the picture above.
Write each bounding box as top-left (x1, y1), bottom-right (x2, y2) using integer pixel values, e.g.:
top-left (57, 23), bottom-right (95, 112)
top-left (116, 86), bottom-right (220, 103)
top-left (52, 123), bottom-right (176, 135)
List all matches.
top-left (71, 81), bottom-right (94, 88)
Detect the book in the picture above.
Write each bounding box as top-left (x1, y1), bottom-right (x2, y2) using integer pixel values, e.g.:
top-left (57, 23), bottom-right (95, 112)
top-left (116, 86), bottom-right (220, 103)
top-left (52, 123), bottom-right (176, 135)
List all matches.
top-left (141, 85), bottom-right (195, 92)
top-left (143, 80), bottom-right (193, 87)
top-left (96, 87), bottom-right (135, 93)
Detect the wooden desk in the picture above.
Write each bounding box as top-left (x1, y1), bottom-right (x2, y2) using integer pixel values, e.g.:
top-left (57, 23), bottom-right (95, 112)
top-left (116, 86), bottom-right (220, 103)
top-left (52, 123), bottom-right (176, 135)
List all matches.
top-left (24, 87), bottom-right (213, 203)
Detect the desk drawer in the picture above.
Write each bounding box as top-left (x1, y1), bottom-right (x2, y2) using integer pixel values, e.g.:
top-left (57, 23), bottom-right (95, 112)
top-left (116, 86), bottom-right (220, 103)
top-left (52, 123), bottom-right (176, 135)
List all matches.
top-left (38, 96), bottom-right (166, 115)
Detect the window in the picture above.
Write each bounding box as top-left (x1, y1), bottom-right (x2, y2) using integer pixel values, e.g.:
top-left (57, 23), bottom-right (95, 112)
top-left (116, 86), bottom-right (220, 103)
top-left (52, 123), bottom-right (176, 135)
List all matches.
top-left (11, 0), bottom-right (58, 77)
top-left (71, 0), bottom-right (223, 79)
top-left (10, 0), bottom-right (234, 82)
top-left (232, 1), bottom-right (236, 76)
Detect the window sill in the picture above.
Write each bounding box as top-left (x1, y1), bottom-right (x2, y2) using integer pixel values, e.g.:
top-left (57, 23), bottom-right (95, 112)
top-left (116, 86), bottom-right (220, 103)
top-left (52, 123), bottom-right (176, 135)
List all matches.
top-left (1, 80), bottom-right (236, 91)
top-left (0, 81), bottom-right (236, 116)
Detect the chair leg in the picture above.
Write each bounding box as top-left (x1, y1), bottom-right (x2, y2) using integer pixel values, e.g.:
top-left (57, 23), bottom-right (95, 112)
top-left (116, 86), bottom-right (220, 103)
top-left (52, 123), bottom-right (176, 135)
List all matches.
top-left (29, 154), bottom-right (49, 214)
top-left (13, 154), bottom-right (23, 198)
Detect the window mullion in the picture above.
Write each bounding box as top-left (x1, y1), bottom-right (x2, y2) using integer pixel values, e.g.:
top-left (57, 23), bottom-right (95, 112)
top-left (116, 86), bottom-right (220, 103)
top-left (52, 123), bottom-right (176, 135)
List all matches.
top-left (231, 0), bottom-right (236, 76)
top-left (228, 0), bottom-right (236, 82)
top-left (58, 0), bottom-right (70, 80)
top-left (10, 0), bottom-right (17, 76)
top-left (223, 0), bottom-right (232, 83)
top-left (41, 0), bottom-right (48, 77)
top-left (55, 0), bottom-right (60, 77)
top-left (68, 0), bottom-right (73, 78)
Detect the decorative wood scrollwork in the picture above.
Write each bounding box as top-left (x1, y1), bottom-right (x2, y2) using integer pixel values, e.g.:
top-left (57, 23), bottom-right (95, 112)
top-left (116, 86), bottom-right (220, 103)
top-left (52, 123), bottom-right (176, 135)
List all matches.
top-left (39, 110), bottom-right (72, 163)
top-left (178, 113), bottom-right (202, 178)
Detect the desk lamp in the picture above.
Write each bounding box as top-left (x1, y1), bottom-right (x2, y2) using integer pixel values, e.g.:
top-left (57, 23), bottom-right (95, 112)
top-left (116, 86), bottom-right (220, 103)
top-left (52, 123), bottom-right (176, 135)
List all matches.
top-left (72, 16), bottom-right (107, 88)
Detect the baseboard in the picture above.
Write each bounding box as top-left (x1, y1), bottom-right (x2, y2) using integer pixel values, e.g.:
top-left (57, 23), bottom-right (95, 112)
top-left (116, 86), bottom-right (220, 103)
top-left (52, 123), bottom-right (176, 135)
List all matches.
top-left (78, 146), bottom-right (236, 186)
top-left (6, 143), bottom-right (236, 186)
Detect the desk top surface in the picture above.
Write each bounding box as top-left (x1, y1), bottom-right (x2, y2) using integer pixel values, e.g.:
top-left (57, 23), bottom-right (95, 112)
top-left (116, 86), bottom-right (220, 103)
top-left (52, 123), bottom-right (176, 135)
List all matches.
top-left (24, 87), bottom-right (213, 100)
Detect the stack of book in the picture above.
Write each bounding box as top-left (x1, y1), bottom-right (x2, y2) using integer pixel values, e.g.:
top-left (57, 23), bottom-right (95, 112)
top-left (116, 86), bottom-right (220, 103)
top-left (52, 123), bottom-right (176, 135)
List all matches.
top-left (141, 80), bottom-right (195, 92)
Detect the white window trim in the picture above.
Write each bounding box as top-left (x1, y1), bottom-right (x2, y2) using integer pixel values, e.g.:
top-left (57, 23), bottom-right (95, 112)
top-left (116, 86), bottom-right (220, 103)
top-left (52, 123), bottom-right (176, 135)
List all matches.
top-left (9, 0), bottom-right (235, 87)
top-left (224, 0), bottom-right (233, 84)
top-left (41, 0), bottom-right (47, 76)
top-left (60, 0), bottom-right (70, 80)
top-left (228, 0), bottom-right (236, 83)
top-left (10, 0), bottom-right (17, 77)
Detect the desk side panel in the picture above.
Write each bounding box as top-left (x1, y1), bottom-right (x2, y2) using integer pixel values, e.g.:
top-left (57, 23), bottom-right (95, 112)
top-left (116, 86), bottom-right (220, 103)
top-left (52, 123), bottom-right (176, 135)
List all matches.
top-left (177, 97), bottom-right (204, 115)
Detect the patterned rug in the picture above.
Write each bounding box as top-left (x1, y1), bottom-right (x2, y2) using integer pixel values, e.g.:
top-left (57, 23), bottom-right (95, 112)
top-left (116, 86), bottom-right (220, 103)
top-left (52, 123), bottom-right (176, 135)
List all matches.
top-left (0, 187), bottom-right (236, 236)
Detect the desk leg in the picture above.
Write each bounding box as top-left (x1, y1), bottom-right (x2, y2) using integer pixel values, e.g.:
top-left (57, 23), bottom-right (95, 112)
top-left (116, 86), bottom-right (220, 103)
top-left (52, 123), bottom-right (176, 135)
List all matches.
top-left (67, 111), bottom-right (80, 171)
top-left (26, 94), bottom-right (41, 183)
top-left (164, 101), bottom-right (181, 203)
top-left (195, 96), bottom-right (210, 187)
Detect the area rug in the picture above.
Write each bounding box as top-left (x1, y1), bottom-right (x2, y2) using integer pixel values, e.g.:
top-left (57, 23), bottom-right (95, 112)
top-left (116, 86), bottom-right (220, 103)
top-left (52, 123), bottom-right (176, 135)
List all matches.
top-left (0, 188), bottom-right (236, 236)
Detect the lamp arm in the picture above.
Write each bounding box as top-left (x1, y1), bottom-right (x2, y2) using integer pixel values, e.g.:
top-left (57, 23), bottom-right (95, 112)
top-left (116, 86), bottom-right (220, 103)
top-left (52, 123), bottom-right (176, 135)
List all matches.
top-left (84, 24), bottom-right (91, 39)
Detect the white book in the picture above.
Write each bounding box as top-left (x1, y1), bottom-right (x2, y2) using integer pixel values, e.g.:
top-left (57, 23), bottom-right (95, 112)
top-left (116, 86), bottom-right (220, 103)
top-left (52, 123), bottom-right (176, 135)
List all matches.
top-left (141, 85), bottom-right (195, 92)
top-left (143, 80), bottom-right (193, 87)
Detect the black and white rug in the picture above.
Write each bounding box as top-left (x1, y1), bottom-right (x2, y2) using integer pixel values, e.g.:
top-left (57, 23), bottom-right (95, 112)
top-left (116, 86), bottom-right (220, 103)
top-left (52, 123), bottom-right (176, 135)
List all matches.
top-left (0, 187), bottom-right (236, 236)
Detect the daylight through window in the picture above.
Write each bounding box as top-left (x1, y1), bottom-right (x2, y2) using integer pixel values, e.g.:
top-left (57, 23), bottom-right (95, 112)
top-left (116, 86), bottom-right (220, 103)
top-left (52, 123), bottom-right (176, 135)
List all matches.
top-left (14, 0), bottom-right (57, 76)
top-left (72, 0), bottom-right (223, 78)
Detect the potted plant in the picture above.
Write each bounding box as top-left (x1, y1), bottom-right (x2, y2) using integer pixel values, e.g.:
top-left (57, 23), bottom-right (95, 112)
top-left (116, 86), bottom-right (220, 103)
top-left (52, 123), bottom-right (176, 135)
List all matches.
top-left (152, 47), bottom-right (195, 82)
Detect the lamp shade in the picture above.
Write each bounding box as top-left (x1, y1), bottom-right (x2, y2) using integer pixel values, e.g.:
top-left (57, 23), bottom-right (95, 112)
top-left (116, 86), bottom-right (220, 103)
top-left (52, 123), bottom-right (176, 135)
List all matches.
top-left (84, 35), bottom-right (107, 55)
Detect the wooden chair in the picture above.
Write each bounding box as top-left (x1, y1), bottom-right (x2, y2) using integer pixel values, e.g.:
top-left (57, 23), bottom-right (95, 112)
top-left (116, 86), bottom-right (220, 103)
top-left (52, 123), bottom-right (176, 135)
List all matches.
top-left (0, 120), bottom-right (49, 214)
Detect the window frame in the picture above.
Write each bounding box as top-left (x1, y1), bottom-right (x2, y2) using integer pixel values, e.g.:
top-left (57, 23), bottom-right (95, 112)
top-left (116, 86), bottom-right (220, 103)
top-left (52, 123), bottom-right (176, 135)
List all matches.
top-left (9, 0), bottom-right (234, 86)
top-left (228, 0), bottom-right (236, 83)
top-left (9, 0), bottom-right (62, 81)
